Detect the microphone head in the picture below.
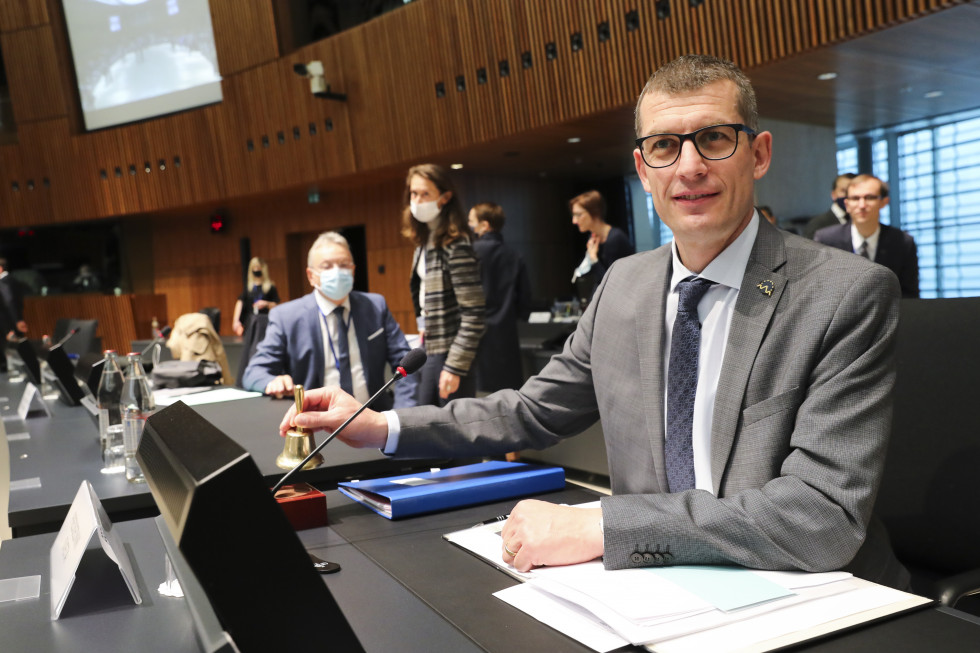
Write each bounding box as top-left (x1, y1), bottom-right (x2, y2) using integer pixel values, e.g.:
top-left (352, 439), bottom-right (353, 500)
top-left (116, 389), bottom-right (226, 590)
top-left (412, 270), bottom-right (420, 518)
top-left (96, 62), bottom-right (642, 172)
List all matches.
top-left (397, 348), bottom-right (427, 376)
top-left (160, 325), bottom-right (173, 338)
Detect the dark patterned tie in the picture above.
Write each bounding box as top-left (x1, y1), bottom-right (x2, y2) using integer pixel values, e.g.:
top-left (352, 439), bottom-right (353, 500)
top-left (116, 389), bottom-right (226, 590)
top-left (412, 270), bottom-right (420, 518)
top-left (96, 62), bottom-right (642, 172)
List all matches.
top-left (332, 306), bottom-right (353, 394)
top-left (666, 276), bottom-right (714, 493)
top-left (858, 240), bottom-right (870, 259)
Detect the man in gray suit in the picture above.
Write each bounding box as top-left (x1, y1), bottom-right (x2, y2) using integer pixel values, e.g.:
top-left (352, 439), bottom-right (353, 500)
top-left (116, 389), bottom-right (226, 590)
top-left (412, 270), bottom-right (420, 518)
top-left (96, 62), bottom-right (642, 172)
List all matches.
top-left (281, 56), bottom-right (907, 589)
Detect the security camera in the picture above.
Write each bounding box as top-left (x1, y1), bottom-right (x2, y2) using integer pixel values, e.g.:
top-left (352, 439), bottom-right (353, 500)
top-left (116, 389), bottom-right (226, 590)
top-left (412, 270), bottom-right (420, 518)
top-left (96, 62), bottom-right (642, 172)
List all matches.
top-left (293, 60), bottom-right (347, 101)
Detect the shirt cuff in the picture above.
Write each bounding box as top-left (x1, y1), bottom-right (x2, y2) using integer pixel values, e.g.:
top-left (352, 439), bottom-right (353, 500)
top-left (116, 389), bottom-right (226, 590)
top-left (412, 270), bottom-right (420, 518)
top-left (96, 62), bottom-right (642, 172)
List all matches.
top-left (382, 410), bottom-right (401, 455)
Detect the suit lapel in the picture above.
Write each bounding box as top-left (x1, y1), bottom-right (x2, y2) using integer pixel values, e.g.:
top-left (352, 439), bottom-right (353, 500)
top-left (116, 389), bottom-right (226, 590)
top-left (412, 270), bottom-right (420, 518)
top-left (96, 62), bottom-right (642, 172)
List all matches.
top-left (636, 247), bottom-right (672, 493)
top-left (710, 221), bottom-right (787, 494)
top-left (305, 293), bottom-right (327, 388)
top-left (348, 293), bottom-right (377, 390)
top-left (873, 225), bottom-right (892, 266)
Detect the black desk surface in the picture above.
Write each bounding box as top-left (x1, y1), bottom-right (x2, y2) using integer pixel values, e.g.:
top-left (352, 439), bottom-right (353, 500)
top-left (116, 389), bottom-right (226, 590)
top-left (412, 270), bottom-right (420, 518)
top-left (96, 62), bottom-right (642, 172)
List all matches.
top-left (3, 487), bottom-right (980, 652)
top-left (4, 376), bottom-right (458, 537)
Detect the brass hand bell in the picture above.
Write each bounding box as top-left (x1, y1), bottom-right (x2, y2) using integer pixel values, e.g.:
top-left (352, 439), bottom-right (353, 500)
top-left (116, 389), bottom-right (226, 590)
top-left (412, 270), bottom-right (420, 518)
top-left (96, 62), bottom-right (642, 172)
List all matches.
top-left (276, 385), bottom-right (324, 470)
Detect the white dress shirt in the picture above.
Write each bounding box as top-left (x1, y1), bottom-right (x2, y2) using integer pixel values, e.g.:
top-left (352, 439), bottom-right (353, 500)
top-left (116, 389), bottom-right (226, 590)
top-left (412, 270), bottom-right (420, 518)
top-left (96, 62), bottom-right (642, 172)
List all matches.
top-left (664, 214), bottom-right (758, 493)
top-left (850, 223), bottom-right (881, 262)
top-left (313, 290), bottom-right (369, 403)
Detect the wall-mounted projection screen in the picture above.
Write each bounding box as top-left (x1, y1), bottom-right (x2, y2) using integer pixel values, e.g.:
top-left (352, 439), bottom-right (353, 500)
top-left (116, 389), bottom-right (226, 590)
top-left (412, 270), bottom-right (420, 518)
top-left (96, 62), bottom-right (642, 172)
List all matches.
top-left (62, 0), bottom-right (222, 131)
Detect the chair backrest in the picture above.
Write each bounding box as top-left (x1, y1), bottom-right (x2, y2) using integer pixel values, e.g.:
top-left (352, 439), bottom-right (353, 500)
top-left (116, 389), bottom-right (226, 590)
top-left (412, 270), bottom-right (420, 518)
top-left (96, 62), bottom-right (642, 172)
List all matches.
top-left (52, 318), bottom-right (99, 357)
top-left (198, 307), bottom-right (221, 334)
top-left (876, 297), bottom-right (980, 576)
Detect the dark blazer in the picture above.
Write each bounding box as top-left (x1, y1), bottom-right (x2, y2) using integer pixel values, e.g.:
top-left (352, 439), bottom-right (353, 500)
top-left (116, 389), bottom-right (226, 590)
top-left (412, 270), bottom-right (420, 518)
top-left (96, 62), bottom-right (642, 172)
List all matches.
top-left (802, 208), bottom-right (844, 239)
top-left (472, 231), bottom-right (532, 392)
top-left (395, 219), bottom-right (908, 589)
top-left (814, 222), bottom-right (919, 298)
top-left (0, 273), bottom-right (26, 337)
top-left (242, 291), bottom-right (418, 409)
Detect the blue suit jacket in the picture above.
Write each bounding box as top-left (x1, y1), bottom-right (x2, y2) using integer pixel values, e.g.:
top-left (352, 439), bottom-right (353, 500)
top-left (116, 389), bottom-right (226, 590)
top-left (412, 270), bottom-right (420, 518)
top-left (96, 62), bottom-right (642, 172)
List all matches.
top-left (814, 222), bottom-right (919, 298)
top-left (242, 291), bottom-right (418, 410)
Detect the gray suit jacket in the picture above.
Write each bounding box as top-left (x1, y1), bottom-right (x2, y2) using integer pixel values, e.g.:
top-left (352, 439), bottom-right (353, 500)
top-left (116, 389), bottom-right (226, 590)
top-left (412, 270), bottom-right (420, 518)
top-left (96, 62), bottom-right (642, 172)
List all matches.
top-left (395, 219), bottom-right (907, 588)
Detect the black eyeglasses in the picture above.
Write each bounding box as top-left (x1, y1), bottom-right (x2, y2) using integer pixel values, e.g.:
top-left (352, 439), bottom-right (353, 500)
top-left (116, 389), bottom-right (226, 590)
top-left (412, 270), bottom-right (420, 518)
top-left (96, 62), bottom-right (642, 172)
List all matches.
top-left (635, 123), bottom-right (757, 168)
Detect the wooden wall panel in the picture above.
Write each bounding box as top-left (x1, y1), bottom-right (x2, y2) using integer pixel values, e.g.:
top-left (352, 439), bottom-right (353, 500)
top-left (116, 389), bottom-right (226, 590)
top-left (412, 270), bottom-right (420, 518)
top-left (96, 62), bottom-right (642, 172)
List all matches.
top-left (208, 0), bottom-right (280, 76)
top-left (0, 0), bottom-right (969, 230)
top-left (1, 26), bottom-right (67, 123)
top-left (0, 0), bottom-right (48, 32)
top-left (23, 293), bottom-right (166, 354)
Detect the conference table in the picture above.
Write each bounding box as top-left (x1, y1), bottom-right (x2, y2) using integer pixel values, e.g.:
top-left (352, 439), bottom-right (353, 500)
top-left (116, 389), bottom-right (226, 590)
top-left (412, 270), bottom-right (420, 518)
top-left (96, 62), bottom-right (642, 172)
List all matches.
top-left (3, 485), bottom-right (980, 652)
top-left (2, 372), bottom-right (462, 538)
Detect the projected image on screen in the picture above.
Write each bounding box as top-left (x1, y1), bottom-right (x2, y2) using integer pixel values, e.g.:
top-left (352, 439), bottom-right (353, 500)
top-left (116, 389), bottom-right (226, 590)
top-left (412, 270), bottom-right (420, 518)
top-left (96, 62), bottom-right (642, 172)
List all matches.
top-left (62, 0), bottom-right (222, 130)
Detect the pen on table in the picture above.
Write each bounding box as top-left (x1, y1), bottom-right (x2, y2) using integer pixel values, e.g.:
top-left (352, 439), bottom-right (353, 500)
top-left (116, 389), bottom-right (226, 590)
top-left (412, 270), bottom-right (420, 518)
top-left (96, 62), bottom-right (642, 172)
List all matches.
top-left (473, 514), bottom-right (509, 528)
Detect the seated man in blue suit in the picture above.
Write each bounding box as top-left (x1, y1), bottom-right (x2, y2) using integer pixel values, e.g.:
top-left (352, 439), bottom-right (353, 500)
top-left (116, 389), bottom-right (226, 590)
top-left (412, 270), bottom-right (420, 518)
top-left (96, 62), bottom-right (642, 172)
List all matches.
top-left (815, 174), bottom-right (919, 298)
top-left (243, 231), bottom-right (418, 410)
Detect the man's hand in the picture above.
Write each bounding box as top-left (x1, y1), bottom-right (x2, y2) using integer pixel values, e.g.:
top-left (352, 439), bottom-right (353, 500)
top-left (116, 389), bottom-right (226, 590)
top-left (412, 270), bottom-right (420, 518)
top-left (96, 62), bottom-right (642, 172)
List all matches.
top-left (264, 375), bottom-right (295, 398)
top-left (438, 370), bottom-right (460, 399)
top-left (500, 501), bottom-right (604, 573)
top-left (278, 386), bottom-right (389, 449)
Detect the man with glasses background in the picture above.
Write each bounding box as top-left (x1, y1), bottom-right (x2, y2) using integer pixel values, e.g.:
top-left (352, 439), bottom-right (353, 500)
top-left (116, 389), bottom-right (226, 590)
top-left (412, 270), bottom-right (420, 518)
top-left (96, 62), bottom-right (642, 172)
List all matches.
top-left (280, 56), bottom-right (908, 589)
top-left (243, 231), bottom-right (418, 409)
top-left (815, 174), bottom-right (919, 297)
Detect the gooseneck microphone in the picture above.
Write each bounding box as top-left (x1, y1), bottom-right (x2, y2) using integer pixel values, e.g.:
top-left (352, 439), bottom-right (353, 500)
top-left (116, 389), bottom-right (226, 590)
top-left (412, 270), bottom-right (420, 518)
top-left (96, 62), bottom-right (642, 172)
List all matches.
top-left (271, 348), bottom-right (427, 493)
top-left (53, 327), bottom-right (79, 349)
top-left (139, 325), bottom-right (172, 357)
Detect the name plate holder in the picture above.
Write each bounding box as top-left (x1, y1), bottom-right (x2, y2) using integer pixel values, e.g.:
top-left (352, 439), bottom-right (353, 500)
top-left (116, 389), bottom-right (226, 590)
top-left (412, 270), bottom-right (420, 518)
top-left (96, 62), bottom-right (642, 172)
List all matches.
top-left (49, 480), bottom-right (143, 619)
top-left (17, 383), bottom-right (51, 420)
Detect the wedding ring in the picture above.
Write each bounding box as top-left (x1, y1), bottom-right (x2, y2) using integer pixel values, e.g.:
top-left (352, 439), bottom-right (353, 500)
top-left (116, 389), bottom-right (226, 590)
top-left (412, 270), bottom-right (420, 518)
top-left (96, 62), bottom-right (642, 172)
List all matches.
top-left (503, 543), bottom-right (519, 557)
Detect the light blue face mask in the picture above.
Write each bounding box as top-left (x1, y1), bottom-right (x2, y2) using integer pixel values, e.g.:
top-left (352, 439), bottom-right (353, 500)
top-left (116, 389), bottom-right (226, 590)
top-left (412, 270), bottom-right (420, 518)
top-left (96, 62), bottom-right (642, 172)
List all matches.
top-left (319, 268), bottom-right (354, 301)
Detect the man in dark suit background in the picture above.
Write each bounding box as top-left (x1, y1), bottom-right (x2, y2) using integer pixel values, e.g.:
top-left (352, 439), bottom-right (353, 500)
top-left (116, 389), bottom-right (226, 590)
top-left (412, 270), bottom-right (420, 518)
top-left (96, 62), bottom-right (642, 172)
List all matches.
top-left (243, 231), bottom-right (418, 410)
top-left (468, 202), bottom-right (532, 393)
top-left (815, 174), bottom-right (919, 298)
top-left (803, 173), bottom-right (854, 239)
top-left (0, 257), bottom-right (29, 372)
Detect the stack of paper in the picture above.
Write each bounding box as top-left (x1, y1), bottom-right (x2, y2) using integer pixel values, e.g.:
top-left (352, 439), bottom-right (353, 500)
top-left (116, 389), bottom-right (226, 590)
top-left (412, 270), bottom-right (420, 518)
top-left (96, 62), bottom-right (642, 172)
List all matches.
top-left (445, 512), bottom-right (931, 653)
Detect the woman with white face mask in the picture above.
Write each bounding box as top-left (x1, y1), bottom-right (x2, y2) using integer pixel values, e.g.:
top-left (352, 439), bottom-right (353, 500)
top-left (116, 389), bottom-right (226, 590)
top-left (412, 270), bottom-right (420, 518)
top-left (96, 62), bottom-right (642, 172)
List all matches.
top-left (402, 163), bottom-right (486, 406)
top-left (232, 256), bottom-right (280, 337)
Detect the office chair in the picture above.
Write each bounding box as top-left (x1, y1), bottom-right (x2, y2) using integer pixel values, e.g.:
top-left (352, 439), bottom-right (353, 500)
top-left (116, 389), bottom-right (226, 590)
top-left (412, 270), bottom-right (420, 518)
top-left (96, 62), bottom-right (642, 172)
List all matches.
top-left (198, 307), bottom-right (221, 334)
top-left (234, 312), bottom-right (269, 388)
top-left (52, 318), bottom-right (100, 357)
top-left (875, 297), bottom-right (980, 612)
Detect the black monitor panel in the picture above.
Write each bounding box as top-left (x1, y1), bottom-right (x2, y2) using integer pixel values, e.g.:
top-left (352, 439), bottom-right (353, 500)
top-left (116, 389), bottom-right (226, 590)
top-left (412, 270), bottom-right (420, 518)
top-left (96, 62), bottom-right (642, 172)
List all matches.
top-left (16, 340), bottom-right (42, 387)
top-left (138, 402), bottom-right (363, 653)
top-left (45, 343), bottom-right (87, 406)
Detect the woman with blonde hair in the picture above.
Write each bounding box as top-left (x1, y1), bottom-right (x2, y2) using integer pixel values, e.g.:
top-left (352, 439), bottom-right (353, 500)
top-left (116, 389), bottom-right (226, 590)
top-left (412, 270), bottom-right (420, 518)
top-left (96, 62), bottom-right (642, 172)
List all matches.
top-left (232, 257), bottom-right (280, 336)
top-left (403, 163), bottom-right (485, 405)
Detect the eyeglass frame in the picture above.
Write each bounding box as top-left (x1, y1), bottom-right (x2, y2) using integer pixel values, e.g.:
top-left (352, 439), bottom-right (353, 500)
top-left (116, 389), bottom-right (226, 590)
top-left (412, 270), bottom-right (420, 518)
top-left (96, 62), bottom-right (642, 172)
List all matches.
top-left (634, 123), bottom-right (758, 169)
top-left (845, 194), bottom-right (882, 204)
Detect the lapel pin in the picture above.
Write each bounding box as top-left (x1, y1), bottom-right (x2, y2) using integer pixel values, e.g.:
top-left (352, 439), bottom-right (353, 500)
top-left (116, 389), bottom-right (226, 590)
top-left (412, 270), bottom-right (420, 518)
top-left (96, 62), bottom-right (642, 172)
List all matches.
top-left (757, 279), bottom-right (775, 297)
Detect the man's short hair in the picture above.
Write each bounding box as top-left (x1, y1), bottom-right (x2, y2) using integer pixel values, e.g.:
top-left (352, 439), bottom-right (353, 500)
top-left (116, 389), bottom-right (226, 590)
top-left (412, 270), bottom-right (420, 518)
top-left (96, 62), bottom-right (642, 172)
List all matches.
top-left (847, 174), bottom-right (890, 200)
top-left (634, 54), bottom-right (758, 135)
top-left (307, 231), bottom-right (351, 267)
top-left (471, 202), bottom-right (506, 232)
top-left (833, 172), bottom-right (856, 191)
top-left (568, 190), bottom-right (606, 221)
